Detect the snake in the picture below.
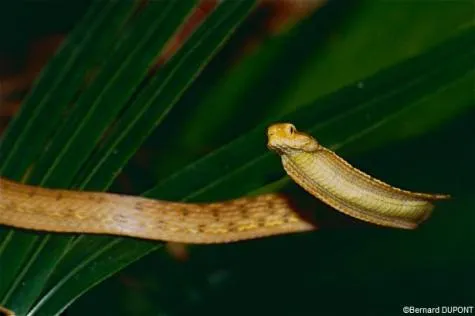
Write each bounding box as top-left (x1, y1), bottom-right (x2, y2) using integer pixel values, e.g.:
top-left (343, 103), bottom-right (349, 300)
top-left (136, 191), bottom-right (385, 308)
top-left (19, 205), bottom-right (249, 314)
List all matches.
top-left (0, 123), bottom-right (451, 316)
top-left (0, 123), bottom-right (449, 244)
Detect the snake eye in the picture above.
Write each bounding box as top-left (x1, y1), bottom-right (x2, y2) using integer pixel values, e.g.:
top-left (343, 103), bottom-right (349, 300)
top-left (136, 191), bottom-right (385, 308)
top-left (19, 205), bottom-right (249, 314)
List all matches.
top-left (287, 124), bottom-right (296, 135)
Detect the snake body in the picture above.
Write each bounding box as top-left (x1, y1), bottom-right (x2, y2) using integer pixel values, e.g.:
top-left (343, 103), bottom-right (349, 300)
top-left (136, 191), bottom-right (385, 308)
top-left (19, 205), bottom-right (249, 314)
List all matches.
top-left (0, 123), bottom-right (452, 316)
top-left (0, 123), bottom-right (449, 244)
top-left (0, 178), bottom-right (315, 243)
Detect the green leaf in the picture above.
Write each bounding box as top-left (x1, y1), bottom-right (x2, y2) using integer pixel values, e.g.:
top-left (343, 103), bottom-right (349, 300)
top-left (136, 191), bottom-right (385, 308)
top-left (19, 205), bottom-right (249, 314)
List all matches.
top-left (276, 0), bottom-right (474, 113)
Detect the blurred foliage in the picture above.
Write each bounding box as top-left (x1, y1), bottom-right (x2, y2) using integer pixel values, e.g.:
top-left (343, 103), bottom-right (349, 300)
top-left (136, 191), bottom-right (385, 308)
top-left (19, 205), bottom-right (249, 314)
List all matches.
top-left (0, 1), bottom-right (474, 315)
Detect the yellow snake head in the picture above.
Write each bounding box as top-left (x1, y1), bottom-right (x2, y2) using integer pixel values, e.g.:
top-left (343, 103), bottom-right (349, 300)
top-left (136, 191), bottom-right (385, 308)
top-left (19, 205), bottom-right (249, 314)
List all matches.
top-left (267, 123), bottom-right (320, 154)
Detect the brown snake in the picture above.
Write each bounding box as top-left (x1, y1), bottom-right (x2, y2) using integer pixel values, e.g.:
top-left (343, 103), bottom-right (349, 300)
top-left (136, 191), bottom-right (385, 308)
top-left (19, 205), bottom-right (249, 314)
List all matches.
top-left (0, 123), bottom-right (449, 244)
top-left (0, 123), bottom-right (451, 316)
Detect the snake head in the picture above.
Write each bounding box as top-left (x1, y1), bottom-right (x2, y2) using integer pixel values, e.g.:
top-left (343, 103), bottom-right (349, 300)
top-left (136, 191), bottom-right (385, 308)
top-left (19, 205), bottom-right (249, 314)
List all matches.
top-left (267, 123), bottom-right (320, 155)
